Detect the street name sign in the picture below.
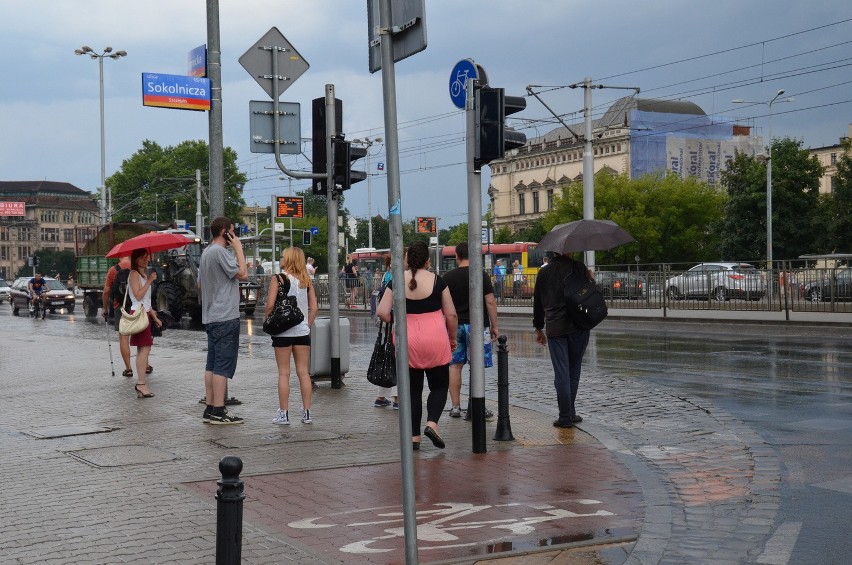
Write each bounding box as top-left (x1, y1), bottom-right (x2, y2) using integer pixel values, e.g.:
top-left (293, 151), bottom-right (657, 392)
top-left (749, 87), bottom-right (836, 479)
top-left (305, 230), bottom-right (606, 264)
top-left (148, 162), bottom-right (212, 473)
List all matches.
top-left (142, 73), bottom-right (211, 111)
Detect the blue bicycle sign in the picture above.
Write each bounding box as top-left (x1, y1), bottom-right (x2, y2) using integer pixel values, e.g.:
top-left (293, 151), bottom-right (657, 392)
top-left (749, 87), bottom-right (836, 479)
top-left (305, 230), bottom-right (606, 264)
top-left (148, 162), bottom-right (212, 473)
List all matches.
top-left (449, 59), bottom-right (479, 109)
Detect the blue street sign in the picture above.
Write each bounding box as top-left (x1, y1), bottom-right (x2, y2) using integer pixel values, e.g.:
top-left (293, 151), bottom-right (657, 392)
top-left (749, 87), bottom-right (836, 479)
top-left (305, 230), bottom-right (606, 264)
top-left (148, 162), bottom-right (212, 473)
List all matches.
top-left (310, 226), bottom-right (319, 236)
top-left (449, 59), bottom-right (478, 109)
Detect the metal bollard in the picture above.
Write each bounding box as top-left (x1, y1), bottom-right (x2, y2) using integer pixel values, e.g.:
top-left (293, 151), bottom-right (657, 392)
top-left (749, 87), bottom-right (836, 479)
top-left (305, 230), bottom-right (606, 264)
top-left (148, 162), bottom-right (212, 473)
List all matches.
top-left (493, 335), bottom-right (515, 441)
top-left (216, 456), bottom-right (245, 565)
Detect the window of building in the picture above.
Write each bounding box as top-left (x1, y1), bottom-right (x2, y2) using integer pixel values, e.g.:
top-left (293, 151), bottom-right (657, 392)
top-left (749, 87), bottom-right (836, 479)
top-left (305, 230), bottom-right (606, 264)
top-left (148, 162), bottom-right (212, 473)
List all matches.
top-left (830, 175), bottom-right (837, 193)
top-left (79, 212), bottom-right (96, 224)
top-left (617, 143), bottom-right (621, 152)
top-left (0, 227), bottom-right (8, 241)
top-left (40, 209), bottom-right (58, 223)
top-left (18, 227), bottom-right (33, 242)
top-left (19, 246), bottom-right (31, 259)
top-left (41, 228), bottom-right (60, 242)
top-left (532, 191), bottom-right (540, 213)
top-left (831, 153), bottom-right (837, 165)
top-left (0, 246), bottom-right (8, 261)
top-left (547, 189), bottom-right (554, 209)
top-left (518, 194), bottom-right (525, 215)
top-left (63, 229), bottom-right (75, 243)
top-left (63, 210), bottom-right (75, 223)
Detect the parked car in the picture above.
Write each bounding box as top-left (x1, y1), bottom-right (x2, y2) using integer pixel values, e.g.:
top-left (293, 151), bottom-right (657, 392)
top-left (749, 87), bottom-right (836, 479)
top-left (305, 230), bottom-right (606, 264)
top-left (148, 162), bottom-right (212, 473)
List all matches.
top-left (803, 267), bottom-right (852, 302)
top-left (665, 262), bottom-right (765, 301)
top-left (596, 271), bottom-right (645, 299)
top-left (9, 277), bottom-right (76, 315)
top-left (0, 278), bottom-right (10, 302)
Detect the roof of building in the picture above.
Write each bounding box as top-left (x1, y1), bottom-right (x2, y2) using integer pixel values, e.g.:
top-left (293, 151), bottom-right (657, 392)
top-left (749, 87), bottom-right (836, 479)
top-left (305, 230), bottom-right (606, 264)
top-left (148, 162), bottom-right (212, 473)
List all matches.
top-left (0, 181), bottom-right (92, 198)
top-left (532, 96), bottom-right (707, 145)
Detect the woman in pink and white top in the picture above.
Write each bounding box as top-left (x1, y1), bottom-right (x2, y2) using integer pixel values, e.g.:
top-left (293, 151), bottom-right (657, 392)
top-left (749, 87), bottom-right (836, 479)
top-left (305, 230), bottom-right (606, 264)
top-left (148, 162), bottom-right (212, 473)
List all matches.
top-left (377, 241), bottom-right (458, 451)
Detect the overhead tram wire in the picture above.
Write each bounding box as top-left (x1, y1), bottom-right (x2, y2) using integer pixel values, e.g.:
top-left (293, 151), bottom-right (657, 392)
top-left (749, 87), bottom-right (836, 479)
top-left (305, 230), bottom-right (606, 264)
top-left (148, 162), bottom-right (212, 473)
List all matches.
top-left (593, 18), bottom-right (852, 82)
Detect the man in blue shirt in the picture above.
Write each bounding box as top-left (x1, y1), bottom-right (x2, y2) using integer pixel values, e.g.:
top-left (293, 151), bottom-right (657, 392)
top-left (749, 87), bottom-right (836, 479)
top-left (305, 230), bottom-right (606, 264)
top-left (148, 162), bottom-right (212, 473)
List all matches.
top-left (492, 259), bottom-right (506, 301)
top-left (28, 273), bottom-right (47, 311)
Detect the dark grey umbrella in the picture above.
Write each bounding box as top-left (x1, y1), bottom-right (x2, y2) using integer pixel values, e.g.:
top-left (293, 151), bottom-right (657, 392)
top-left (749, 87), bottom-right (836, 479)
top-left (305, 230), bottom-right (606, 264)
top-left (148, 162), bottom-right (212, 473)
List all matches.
top-left (539, 219), bottom-right (634, 254)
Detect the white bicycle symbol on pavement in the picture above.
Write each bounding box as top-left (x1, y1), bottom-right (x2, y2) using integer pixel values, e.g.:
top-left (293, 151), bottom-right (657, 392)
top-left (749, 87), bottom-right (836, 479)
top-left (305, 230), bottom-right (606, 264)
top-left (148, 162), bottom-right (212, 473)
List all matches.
top-left (288, 499), bottom-right (614, 554)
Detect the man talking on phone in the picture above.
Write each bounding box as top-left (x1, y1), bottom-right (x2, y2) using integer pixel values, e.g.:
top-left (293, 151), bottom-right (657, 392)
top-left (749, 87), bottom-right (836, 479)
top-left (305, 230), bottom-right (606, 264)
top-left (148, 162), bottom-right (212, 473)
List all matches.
top-left (199, 217), bottom-right (248, 424)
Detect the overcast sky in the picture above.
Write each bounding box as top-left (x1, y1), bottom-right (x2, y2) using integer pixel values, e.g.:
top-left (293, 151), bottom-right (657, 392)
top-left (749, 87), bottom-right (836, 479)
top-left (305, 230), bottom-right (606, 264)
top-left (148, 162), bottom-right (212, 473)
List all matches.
top-left (2, 1), bottom-right (851, 228)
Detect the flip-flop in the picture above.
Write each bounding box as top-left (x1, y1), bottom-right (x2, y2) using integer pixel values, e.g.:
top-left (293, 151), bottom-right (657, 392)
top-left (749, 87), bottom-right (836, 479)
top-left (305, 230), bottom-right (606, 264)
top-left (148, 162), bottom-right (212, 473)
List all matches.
top-left (145, 365), bottom-right (153, 374)
top-left (122, 369), bottom-right (134, 378)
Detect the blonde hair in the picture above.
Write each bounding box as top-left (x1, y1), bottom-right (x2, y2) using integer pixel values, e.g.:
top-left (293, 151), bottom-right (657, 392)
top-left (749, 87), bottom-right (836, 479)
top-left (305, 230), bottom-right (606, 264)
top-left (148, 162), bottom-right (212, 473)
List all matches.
top-left (280, 247), bottom-right (311, 288)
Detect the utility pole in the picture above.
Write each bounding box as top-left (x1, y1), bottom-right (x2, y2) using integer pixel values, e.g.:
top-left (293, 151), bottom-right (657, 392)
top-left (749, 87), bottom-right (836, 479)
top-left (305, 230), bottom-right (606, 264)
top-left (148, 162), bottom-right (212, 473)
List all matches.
top-left (568, 79), bottom-right (639, 269)
top-left (206, 0), bottom-right (225, 218)
top-left (195, 169), bottom-right (204, 237)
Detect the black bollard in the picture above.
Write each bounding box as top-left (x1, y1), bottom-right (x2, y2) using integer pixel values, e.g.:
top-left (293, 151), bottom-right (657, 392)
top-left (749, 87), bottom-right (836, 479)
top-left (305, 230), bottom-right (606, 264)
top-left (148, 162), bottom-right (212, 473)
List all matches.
top-left (493, 335), bottom-right (515, 441)
top-left (216, 456), bottom-right (245, 565)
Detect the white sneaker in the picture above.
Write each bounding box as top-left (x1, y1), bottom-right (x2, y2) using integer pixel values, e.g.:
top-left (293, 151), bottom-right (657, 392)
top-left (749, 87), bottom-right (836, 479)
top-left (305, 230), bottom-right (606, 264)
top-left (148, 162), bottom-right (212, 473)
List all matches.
top-left (301, 408), bottom-right (313, 424)
top-left (273, 409), bottom-right (290, 425)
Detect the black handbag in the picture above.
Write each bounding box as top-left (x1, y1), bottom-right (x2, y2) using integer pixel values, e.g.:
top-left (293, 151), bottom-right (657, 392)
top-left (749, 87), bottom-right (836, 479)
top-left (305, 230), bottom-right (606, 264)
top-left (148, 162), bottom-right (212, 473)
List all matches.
top-left (263, 274), bottom-right (305, 335)
top-left (367, 320), bottom-right (397, 388)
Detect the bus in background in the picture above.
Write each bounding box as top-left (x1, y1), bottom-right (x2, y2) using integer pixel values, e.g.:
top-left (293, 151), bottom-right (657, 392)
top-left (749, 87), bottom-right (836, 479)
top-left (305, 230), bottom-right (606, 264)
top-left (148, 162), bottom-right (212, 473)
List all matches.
top-left (440, 242), bottom-right (543, 275)
top-left (348, 247), bottom-right (390, 277)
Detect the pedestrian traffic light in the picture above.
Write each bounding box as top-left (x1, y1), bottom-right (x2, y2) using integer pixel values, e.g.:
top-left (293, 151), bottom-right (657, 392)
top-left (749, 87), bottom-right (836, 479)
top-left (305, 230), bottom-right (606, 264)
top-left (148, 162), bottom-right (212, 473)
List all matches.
top-left (311, 97), bottom-right (342, 195)
top-left (332, 137), bottom-right (368, 191)
top-left (474, 87), bottom-right (527, 171)
top-left (33, 255), bottom-right (40, 267)
top-left (302, 230), bottom-right (311, 246)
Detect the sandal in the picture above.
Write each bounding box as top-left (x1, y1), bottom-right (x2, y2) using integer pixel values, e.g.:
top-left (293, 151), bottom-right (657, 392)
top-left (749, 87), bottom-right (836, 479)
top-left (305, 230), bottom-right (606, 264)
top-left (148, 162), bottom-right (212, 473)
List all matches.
top-left (145, 365), bottom-right (153, 374)
top-left (134, 384), bottom-right (155, 398)
top-left (122, 369), bottom-right (134, 378)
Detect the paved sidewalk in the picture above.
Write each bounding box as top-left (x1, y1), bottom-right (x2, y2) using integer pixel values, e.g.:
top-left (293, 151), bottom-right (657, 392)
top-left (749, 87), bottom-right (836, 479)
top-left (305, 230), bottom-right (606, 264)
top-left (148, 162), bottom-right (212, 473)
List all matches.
top-left (0, 313), bottom-right (785, 564)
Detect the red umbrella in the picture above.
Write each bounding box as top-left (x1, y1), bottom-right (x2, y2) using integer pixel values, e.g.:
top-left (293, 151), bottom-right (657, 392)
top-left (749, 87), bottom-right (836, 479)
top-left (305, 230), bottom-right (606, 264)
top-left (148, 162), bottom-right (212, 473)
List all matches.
top-left (105, 232), bottom-right (190, 258)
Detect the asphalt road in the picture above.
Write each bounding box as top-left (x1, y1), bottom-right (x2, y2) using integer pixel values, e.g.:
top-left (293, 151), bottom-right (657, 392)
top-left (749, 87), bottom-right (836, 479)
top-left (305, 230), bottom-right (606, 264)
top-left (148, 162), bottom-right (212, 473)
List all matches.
top-left (4, 304), bottom-right (851, 563)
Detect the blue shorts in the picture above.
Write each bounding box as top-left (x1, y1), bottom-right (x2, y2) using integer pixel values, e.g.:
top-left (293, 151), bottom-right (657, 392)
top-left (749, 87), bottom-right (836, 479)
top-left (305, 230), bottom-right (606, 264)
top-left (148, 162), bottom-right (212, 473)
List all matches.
top-left (205, 318), bottom-right (241, 379)
top-left (451, 323), bottom-right (493, 368)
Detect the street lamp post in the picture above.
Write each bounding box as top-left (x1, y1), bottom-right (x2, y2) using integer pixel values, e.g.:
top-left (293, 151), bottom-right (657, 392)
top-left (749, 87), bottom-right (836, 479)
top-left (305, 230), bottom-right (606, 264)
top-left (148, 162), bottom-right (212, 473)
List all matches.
top-left (353, 137), bottom-right (383, 249)
top-left (75, 46), bottom-right (127, 225)
top-left (732, 90), bottom-right (795, 275)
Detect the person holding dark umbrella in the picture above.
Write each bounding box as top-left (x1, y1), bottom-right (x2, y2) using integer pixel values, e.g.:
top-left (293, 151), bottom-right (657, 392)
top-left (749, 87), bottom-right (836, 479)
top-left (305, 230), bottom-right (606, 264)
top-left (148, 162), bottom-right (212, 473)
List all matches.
top-left (534, 219), bottom-right (634, 428)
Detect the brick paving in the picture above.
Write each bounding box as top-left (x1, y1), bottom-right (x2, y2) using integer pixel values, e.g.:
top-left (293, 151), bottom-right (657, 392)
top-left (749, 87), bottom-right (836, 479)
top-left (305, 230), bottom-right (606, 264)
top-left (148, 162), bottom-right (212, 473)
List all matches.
top-left (0, 310), bottom-right (786, 564)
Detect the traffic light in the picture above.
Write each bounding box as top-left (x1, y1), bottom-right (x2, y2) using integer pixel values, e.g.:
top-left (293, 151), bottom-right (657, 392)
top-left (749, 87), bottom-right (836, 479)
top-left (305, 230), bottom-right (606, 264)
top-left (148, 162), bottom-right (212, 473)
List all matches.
top-left (332, 137), bottom-right (368, 191)
top-left (302, 230), bottom-right (311, 246)
top-left (33, 255), bottom-right (40, 267)
top-left (311, 97), bottom-right (342, 194)
top-left (474, 87), bottom-right (527, 170)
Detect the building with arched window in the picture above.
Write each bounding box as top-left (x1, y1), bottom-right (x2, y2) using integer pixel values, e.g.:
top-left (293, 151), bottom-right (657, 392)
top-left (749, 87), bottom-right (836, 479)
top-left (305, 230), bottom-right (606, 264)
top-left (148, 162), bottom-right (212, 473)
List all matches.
top-left (488, 97), bottom-right (759, 232)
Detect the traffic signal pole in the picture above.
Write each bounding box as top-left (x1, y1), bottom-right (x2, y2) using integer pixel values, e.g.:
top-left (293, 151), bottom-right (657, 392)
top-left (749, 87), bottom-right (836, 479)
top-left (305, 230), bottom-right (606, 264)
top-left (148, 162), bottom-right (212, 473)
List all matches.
top-left (466, 77), bottom-right (488, 454)
top-left (377, 0), bottom-right (418, 561)
top-left (324, 85), bottom-right (343, 389)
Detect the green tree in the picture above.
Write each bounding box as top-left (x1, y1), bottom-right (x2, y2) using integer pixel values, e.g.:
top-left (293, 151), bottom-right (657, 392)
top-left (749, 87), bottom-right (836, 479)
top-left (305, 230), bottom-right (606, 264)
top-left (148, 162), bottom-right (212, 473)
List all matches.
top-left (446, 223), bottom-right (468, 246)
top-left (16, 249), bottom-right (76, 280)
top-left (717, 137), bottom-right (824, 261)
top-left (353, 216), bottom-right (390, 250)
top-left (825, 136), bottom-right (852, 252)
top-left (107, 139), bottom-right (247, 226)
top-left (544, 171), bottom-right (726, 265)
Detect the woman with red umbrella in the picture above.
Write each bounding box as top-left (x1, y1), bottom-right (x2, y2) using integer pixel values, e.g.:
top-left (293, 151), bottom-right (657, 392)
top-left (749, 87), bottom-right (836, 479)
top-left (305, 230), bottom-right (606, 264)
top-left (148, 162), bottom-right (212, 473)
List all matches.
top-left (127, 248), bottom-right (163, 398)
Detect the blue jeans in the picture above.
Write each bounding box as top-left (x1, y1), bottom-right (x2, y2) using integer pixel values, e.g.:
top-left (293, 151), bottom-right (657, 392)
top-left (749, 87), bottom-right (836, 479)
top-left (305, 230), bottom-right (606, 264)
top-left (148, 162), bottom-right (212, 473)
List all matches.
top-left (547, 331), bottom-right (590, 422)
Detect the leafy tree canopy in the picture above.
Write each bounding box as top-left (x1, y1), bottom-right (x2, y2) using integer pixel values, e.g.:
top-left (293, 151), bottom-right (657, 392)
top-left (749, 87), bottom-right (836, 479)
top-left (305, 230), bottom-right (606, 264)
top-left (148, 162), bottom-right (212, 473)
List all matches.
top-left (107, 139), bottom-right (247, 227)
top-left (717, 137), bottom-right (824, 262)
top-left (542, 171), bottom-right (727, 265)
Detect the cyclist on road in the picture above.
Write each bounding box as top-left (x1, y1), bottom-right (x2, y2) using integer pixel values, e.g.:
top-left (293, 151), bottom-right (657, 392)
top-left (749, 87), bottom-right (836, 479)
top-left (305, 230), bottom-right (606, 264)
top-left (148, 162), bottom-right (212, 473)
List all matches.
top-left (28, 272), bottom-right (48, 312)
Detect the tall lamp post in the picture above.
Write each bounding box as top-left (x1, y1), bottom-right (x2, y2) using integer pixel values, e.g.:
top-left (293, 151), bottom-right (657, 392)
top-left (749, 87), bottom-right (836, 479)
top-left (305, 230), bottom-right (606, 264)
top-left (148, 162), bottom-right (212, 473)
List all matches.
top-left (353, 136), bottom-right (383, 249)
top-left (733, 90), bottom-right (795, 274)
top-left (75, 46), bottom-right (127, 225)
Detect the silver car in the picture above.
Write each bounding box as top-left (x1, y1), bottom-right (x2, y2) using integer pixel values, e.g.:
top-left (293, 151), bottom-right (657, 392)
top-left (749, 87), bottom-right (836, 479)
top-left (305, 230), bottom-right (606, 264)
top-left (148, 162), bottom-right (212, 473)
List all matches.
top-left (0, 278), bottom-right (10, 302)
top-left (665, 262), bottom-right (766, 301)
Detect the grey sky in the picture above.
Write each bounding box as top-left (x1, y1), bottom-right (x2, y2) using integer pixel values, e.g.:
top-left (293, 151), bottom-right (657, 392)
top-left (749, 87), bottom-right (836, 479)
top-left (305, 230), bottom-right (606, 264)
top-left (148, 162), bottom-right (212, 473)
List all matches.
top-left (1, 1), bottom-right (850, 227)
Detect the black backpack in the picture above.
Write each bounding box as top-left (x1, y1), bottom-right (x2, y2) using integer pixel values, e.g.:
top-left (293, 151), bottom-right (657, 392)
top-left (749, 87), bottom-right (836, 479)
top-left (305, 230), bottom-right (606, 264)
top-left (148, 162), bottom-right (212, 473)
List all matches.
top-left (562, 261), bottom-right (608, 331)
top-left (109, 265), bottom-right (132, 313)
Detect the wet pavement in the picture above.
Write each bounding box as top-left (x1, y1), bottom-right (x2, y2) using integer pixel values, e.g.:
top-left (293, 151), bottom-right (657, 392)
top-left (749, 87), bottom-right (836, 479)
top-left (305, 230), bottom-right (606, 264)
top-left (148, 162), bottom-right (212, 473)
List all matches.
top-left (0, 303), bottom-right (850, 564)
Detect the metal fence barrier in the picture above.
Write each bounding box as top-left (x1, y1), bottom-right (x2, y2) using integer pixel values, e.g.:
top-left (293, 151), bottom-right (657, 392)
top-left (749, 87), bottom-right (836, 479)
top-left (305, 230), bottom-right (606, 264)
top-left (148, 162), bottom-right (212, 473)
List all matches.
top-left (253, 263), bottom-right (851, 315)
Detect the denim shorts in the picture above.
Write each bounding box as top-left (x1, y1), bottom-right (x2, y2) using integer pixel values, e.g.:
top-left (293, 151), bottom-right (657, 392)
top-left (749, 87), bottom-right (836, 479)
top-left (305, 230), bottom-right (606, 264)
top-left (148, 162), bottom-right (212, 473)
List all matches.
top-left (205, 318), bottom-right (241, 379)
top-left (450, 323), bottom-right (493, 367)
